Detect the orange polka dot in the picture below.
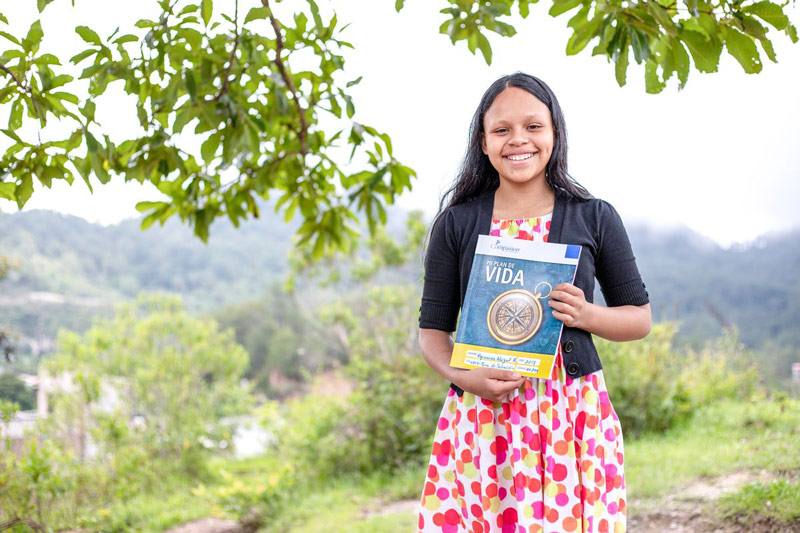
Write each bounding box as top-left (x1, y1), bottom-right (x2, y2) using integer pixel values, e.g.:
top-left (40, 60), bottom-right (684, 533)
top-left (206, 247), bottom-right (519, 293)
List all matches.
top-left (562, 517), bottom-right (578, 531)
top-left (546, 508), bottom-right (560, 523)
top-left (554, 440), bottom-right (569, 455)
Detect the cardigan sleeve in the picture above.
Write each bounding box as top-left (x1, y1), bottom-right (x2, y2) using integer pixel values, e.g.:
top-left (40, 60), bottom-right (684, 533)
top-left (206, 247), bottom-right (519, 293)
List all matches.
top-left (594, 201), bottom-right (650, 307)
top-left (419, 210), bottom-right (461, 331)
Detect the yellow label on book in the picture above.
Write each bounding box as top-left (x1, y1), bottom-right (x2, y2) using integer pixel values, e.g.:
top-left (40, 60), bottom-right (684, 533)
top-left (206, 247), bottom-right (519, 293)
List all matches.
top-left (451, 343), bottom-right (555, 379)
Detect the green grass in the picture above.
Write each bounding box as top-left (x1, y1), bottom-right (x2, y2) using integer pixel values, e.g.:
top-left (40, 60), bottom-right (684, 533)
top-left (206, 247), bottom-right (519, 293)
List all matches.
top-left (625, 396), bottom-right (800, 499)
top-left (49, 397), bottom-right (797, 532)
top-left (261, 466), bottom-right (425, 533)
top-left (719, 479), bottom-right (800, 524)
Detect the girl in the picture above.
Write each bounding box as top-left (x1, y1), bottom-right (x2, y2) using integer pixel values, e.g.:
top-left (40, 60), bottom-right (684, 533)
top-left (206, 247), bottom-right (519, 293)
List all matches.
top-left (417, 73), bottom-right (651, 533)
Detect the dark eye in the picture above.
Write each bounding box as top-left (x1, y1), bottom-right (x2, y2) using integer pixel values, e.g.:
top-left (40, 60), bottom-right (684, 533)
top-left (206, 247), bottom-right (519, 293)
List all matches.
top-left (528, 124), bottom-right (541, 130)
top-left (493, 128), bottom-right (508, 134)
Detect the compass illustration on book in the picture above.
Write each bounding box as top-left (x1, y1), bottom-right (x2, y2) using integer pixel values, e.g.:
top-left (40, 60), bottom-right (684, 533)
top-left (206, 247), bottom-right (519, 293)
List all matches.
top-left (486, 282), bottom-right (552, 346)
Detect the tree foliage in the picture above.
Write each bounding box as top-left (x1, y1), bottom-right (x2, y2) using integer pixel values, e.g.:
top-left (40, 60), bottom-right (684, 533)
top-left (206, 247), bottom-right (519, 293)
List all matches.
top-left (43, 294), bottom-right (251, 467)
top-left (0, 0), bottom-right (414, 259)
top-left (0, 0), bottom-right (796, 256)
top-left (410, 0), bottom-right (797, 92)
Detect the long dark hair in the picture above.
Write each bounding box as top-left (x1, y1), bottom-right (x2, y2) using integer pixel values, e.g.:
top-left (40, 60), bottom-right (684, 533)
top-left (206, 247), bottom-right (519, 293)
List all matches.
top-left (437, 72), bottom-right (591, 217)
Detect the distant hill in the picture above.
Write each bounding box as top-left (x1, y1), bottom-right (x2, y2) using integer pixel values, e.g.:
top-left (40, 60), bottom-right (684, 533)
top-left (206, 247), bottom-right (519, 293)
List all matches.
top-left (1, 209), bottom-right (799, 381)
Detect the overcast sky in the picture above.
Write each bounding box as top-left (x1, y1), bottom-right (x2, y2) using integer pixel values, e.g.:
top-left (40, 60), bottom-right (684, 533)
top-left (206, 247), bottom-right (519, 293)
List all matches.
top-left (2, 0), bottom-right (799, 246)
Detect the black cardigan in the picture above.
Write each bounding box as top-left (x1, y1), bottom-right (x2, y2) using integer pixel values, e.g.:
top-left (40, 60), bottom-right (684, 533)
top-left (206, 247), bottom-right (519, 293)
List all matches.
top-left (419, 188), bottom-right (649, 382)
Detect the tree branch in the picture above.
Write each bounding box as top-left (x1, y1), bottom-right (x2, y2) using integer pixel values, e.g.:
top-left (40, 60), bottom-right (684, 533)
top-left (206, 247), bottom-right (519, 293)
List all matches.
top-left (0, 62), bottom-right (31, 94)
top-left (214, 0), bottom-right (240, 102)
top-left (262, 0), bottom-right (308, 157)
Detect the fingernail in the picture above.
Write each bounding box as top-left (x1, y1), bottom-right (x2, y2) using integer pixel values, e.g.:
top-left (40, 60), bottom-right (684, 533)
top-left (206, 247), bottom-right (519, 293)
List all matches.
top-left (511, 373), bottom-right (521, 378)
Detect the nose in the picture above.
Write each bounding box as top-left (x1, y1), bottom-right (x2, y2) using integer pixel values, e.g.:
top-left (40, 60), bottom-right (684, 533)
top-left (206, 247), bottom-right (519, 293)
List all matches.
top-left (509, 129), bottom-right (529, 146)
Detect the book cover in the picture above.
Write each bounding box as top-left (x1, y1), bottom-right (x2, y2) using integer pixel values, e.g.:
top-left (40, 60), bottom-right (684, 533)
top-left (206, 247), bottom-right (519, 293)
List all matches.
top-left (450, 235), bottom-right (581, 379)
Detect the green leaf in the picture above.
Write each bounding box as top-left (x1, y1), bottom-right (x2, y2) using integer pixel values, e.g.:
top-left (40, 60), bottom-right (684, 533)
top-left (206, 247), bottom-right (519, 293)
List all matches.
top-left (36, 53), bottom-right (60, 65)
top-left (244, 7), bottom-right (268, 24)
top-left (75, 25), bottom-right (101, 45)
top-left (395, 0), bottom-right (405, 11)
top-left (644, 60), bottom-right (666, 93)
top-left (24, 20), bottom-right (44, 53)
top-left (202, 0), bottom-right (213, 26)
top-left (476, 32), bottom-right (492, 64)
top-left (69, 48), bottom-right (96, 64)
top-left (184, 69), bottom-right (197, 101)
top-left (37, 0), bottom-right (56, 12)
top-left (16, 174), bottom-right (33, 209)
top-left (0, 13), bottom-right (7, 25)
top-left (84, 129), bottom-right (100, 152)
top-left (549, 0), bottom-right (582, 17)
top-left (9, 99), bottom-right (22, 129)
top-left (0, 31), bottom-right (20, 46)
top-left (646, 0), bottom-right (678, 37)
top-left (630, 29), bottom-right (649, 63)
top-left (680, 29), bottom-right (720, 72)
top-left (201, 132), bottom-right (221, 163)
top-left (742, 1), bottom-right (789, 31)
top-left (671, 38), bottom-right (690, 88)
top-left (113, 34), bottom-right (139, 45)
top-left (1, 129), bottom-right (23, 143)
top-left (741, 16), bottom-right (777, 62)
top-left (0, 182), bottom-right (15, 201)
top-left (520, 0), bottom-right (531, 18)
top-left (135, 200), bottom-right (169, 213)
top-left (615, 36), bottom-right (630, 86)
top-left (82, 100), bottom-right (96, 122)
top-left (722, 26), bottom-right (762, 73)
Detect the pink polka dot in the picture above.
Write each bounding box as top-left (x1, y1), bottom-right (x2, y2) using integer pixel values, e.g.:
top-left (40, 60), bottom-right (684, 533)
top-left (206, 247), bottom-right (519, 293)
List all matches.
top-left (533, 501), bottom-right (544, 519)
top-left (521, 426), bottom-right (534, 443)
top-left (437, 487), bottom-right (450, 500)
top-left (438, 417), bottom-right (449, 430)
top-left (605, 428), bottom-right (616, 441)
top-left (608, 501), bottom-right (618, 514)
top-left (555, 493), bottom-right (569, 506)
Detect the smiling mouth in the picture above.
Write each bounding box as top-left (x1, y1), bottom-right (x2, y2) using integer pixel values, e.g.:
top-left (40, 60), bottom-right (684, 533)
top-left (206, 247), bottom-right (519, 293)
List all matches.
top-left (504, 153), bottom-right (535, 161)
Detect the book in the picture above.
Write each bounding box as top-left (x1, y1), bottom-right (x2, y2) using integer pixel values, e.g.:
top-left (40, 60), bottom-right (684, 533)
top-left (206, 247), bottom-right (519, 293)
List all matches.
top-left (450, 235), bottom-right (581, 379)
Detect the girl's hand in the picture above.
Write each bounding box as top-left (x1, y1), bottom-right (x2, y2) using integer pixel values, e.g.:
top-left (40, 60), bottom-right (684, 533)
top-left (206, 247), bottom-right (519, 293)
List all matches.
top-left (455, 368), bottom-right (526, 403)
top-left (549, 283), bottom-right (594, 330)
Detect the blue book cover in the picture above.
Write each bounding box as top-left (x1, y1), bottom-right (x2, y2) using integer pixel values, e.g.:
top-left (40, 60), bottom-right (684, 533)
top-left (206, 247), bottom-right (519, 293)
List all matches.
top-left (450, 235), bottom-right (581, 378)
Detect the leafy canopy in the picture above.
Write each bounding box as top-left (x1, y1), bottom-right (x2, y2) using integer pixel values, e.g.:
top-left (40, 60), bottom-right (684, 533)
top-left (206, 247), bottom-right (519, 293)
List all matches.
top-left (0, 0), bottom-right (795, 257)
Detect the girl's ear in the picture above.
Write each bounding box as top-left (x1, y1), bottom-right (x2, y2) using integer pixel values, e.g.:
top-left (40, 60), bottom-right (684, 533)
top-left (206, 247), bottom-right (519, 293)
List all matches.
top-left (481, 133), bottom-right (487, 155)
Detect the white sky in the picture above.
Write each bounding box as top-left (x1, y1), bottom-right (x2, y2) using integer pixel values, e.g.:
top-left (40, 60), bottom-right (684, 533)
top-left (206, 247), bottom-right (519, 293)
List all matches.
top-left (2, 0), bottom-right (799, 246)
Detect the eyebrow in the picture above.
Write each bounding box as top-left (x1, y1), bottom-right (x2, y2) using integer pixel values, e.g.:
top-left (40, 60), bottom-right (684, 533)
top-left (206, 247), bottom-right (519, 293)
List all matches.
top-left (487, 114), bottom-right (548, 125)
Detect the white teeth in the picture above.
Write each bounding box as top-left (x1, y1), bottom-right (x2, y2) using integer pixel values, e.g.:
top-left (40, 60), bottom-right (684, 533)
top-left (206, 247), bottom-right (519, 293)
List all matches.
top-left (506, 153), bottom-right (533, 161)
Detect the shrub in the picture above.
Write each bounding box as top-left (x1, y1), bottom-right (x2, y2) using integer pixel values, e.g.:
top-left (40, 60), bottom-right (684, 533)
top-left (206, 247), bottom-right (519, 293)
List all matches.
top-left (598, 323), bottom-right (758, 436)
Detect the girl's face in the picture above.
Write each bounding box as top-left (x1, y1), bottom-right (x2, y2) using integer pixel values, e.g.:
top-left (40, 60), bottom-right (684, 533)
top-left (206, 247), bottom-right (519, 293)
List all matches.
top-left (481, 87), bottom-right (554, 188)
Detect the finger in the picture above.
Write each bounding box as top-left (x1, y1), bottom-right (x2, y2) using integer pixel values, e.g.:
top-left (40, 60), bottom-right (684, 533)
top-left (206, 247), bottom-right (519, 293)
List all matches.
top-left (552, 310), bottom-right (574, 324)
top-left (488, 369), bottom-right (522, 381)
top-left (549, 300), bottom-right (575, 315)
top-left (554, 283), bottom-right (580, 294)
top-left (550, 289), bottom-right (582, 306)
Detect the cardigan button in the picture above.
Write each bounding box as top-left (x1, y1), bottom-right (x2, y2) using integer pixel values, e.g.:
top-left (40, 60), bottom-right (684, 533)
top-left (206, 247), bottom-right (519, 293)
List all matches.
top-left (563, 340), bottom-right (575, 353)
top-left (566, 362), bottom-right (580, 376)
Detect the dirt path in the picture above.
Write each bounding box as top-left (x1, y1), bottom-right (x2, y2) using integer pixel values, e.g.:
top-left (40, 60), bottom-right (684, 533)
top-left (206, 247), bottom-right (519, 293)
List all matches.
top-left (366, 470), bottom-right (799, 532)
top-left (628, 470), bottom-right (800, 533)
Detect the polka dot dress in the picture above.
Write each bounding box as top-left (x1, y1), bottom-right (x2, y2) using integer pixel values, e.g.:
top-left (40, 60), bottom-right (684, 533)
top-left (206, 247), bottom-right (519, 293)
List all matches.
top-left (418, 215), bottom-right (627, 533)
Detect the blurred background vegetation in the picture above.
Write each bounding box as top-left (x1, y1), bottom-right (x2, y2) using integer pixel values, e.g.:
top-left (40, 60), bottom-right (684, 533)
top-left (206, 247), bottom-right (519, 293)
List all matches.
top-left (1, 206), bottom-right (799, 532)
